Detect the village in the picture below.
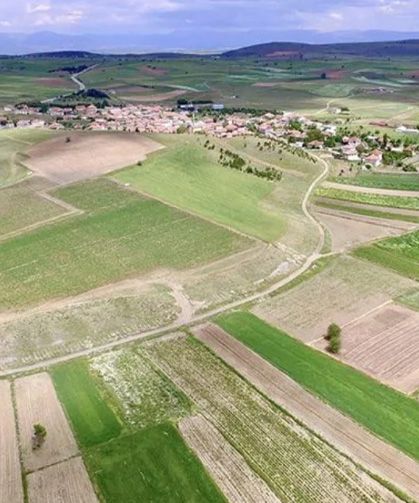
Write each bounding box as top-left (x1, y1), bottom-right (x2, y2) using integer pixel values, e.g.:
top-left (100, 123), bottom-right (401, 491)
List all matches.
top-left (1, 101), bottom-right (418, 171)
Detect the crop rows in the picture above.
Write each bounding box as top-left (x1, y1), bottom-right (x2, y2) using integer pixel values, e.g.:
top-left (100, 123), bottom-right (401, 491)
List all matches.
top-left (146, 336), bottom-right (400, 502)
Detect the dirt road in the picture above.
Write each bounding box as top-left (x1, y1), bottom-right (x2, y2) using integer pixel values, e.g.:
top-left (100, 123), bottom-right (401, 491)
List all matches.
top-left (193, 323), bottom-right (419, 501)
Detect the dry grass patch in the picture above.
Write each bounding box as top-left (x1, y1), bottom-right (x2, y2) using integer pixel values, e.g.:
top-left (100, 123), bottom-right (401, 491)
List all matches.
top-left (25, 132), bottom-right (163, 184)
top-left (0, 380), bottom-right (23, 503)
top-left (27, 456), bottom-right (98, 503)
top-left (254, 255), bottom-right (415, 342)
top-left (15, 372), bottom-right (78, 471)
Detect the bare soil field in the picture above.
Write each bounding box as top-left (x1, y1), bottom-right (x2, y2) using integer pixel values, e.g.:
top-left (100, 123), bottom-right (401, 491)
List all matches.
top-left (253, 255), bottom-right (415, 342)
top-left (15, 372), bottom-right (78, 471)
top-left (25, 132), bottom-right (163, 184)
top-left (27, 456), bottom-right (98, 503)
top-left (314, 206), bottom-right (416, 252)
top-left (0, 380), bottom-right (23, 503)
top-left (194, 324), bottom-right (418, 501)
top-left (313, 302), bottom-right (419, 393)
top-left (120, 89), bottom-right (187, 102)
top-left (252, 82), bottom-right (280, 88)
top-left (35, 77), bottom-right (71, 88)
top-left (179, 415), bottom-right (279, 503)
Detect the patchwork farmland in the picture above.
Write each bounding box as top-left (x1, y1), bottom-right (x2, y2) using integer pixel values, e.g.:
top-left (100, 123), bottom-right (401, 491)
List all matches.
top-left (1, 47), bottom-right (419, 502)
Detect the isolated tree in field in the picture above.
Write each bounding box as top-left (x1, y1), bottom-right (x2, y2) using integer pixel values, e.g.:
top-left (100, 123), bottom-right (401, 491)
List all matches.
top-left (65, 136), bottom-right (71, 143)
top-left (324, 323), bottom-right (342, 354)
top-left (32, 423), bottom-right (47, 450)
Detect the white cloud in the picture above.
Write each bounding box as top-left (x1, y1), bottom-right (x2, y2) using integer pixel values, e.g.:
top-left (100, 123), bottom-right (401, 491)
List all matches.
top-left (26, 2), bottom-right (51, 14)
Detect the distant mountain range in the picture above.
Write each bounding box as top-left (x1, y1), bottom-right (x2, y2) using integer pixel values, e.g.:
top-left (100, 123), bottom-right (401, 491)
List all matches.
top-left (1, 30), bottom-right (419, 55)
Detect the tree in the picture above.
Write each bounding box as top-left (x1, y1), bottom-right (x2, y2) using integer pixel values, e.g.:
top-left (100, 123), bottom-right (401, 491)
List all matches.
top-left (324, 323), bottom-right (342, 354)
top-left (32, 423), bottom-right (47, 450)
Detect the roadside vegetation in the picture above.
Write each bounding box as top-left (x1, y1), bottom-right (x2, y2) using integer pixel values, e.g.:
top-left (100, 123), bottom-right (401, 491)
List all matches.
top-left (216, 311), bottom-right (419, 460)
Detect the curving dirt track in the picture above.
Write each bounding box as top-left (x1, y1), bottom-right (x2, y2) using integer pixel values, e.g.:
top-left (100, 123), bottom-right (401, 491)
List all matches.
top-left (193, 323), bottom-right (419, 501)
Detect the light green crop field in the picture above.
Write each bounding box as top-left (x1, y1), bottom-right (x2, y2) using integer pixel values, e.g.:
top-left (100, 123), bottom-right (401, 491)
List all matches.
top-left (216, 311), bottom-right (419, 461)
top-left (316, 186), bottom-right (419, 210)
top-left (0, 178), bottom-right (70, 239)
top-left (0, 129), bottom-right (54, 187)
top-left (397, 288), bottom-right (419, 311)
top-left (114, 135), bottom-right (286, 242)
top-left (86, 422), bottom-right (226, 503)
top-left (354, 230), bottom-right (419, 280)
top-left (330, 173), bottom-right (419, 191)
top-left (52, 360), bottom-right (122, 447)
top-left (0, 178), bottom-right (250, 310)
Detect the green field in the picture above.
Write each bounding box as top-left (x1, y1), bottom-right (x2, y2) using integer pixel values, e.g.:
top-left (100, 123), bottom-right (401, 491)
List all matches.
top-left (0, 178), bottom-right (249, 310)
top-left (0, 178), bottom-right (69, 238)
top-left (316, 186), bottom-right (419, 210)
top-left (216, 311), bottom-right (419, 460)
top-left (114, 135), bottom-right (286, 242)
top-left (354, 230), bottom-right (419, 280)
top-left (86, 423), bottom-right (226, 503)
top-left (52, 360), bottom-right (122, 447)
top-left (331, 173), bottom-right (419, 191)
top-left (0, 129), bottom-right (53, 187)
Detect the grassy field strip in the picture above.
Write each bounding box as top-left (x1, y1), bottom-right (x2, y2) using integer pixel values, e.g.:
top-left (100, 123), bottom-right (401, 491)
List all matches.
top-left (354, 230), bottom-right (419, 280)
top-left (52, 360), bottom-right (122, 448)
top-left (0, 380), bottom-right (23, 503)
top-left (316, 187), bottom-right (419, 210)
top-left (179, 415), bottom-right (280, 503)
top-left (146, 335), bottom-right (403, 502)
top-left (323, 181), bottom-right (419, 198)
top-left (314, 200), bottom-right (419, 224)
top-left (27, 457), bottom-right (98, 503)
top-left (215, 313), bottom-right (419, 463)
top-left (329, 174), bottom-right (419, 192)
top-left (85, 423), bottom-right (227, 502)
top-left (200, 321), bottom-right (419, 500)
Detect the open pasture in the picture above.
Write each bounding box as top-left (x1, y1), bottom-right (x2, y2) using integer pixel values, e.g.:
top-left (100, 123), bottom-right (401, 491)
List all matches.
top-left (15, 372), bottom-right (78, 472)
top-left (0, 380), bottom-right (23, 503)
top-left (25, 132), bottom-right (163, 184)
top-left (253, 254), bottom-right (414, 342)
top-left (52, 360), bottom-right (122, 447)
top-left (85, 422), bottom-right (226, 503)
top-left (146, 335), bottom-right (403, 502)
top-left (114, 135), bottom-right (287, 242)
top-left (216, 311), bottom-right (419, 463)
top-left (313, 302), bottom-right (419, 393)
top-left (355, 229), bottom-right (419, 280)
top-left (179, 415), bottom-right (279, 503)
top-left (28, 457), bottom-right (98, 503)
top-left (0, 178), bottom-right (249, 310)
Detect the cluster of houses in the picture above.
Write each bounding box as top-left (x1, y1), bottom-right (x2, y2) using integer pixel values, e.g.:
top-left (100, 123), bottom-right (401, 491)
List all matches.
top-left (1, 103), bottom-right (417, 168)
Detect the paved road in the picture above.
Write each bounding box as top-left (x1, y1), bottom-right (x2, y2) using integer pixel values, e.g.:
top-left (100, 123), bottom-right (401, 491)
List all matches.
top-left (194, 323), bottom-right (419, 501)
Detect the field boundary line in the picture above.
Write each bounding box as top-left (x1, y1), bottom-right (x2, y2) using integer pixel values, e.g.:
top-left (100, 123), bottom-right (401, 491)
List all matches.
top-left (322, 181), bottom-right (419, 198)
top-left (0, 152), bottom-right (329, 377)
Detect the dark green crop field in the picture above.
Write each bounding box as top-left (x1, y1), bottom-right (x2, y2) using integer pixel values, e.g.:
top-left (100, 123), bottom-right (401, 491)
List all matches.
top-left (86, 423), bottom-right (226, 503)
top-left (216, 311), bottom-right (419, 460)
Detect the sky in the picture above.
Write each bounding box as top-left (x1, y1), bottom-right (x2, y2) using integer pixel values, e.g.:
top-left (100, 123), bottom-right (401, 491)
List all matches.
top-left (0, 0), bottom-right (419, 50)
